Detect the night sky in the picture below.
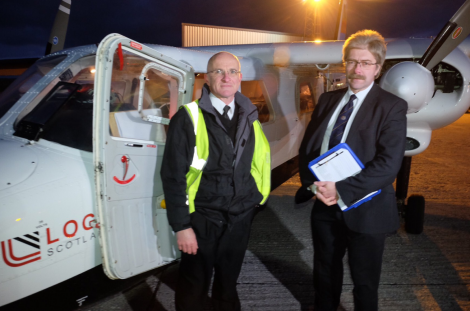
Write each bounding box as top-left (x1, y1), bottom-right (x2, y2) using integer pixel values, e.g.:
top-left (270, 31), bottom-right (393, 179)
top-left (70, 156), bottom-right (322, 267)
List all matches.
top-left (0, 0), bottom-right (466, 59)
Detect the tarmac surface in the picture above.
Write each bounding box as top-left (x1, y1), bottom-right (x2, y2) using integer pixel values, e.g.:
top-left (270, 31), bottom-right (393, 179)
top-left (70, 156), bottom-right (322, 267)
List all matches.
top-left (82, 114), bottom-right (470, 311)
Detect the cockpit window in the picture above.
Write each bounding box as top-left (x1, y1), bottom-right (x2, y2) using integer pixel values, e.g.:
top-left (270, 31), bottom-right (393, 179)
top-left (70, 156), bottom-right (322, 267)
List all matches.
top-left (40, 83), bottom-right (94, 152)
top-left (13, 56), bottom-right (97, 152)
top-left (0, 55), bottom-right (67, 120)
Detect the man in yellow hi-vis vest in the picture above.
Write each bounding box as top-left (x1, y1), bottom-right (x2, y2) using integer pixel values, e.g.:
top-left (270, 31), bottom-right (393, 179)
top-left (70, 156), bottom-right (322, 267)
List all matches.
top-left (161, 52), bottom-right (270, 311)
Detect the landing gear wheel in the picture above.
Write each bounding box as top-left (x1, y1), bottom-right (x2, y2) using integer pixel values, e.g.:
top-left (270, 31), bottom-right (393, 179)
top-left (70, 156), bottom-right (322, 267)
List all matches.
top-left (405, 194), bottom-right (425, 234)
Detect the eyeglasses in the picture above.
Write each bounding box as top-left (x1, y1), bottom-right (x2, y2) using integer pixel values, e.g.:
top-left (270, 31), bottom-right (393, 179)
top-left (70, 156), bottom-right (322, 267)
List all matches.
top-left (207, 69), bottom-right (241, 77)
top-left (344, 60), bottom-right (378, 69)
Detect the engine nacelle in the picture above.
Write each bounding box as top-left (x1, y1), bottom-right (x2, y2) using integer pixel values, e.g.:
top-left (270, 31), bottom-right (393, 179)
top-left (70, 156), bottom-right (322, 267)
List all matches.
top-left (379, 61), bottom-right (434, 113)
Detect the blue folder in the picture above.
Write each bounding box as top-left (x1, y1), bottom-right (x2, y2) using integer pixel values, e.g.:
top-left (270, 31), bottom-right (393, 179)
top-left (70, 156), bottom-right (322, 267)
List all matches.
top-left (308, 143), bottom-right (381, 211)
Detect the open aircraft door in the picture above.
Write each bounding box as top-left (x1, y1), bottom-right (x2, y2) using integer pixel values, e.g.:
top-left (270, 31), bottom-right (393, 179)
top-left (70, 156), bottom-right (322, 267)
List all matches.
top-left (93, 34), bottom-right (194, 279)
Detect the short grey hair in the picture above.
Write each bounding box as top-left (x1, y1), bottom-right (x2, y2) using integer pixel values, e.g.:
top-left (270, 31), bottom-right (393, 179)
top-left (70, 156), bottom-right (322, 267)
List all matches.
top-left (343, 30), bottom-right (387, 66)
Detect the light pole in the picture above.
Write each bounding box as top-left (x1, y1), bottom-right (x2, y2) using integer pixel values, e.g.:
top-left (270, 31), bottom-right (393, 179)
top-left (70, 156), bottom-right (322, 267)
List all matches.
top-left (303, 0), bottom-right (322, 41)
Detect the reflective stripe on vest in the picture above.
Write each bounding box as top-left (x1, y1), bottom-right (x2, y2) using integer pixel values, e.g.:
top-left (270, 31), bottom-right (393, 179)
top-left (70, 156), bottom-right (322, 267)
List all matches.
top-left (251, 119), bottom-right (271, 205)
top-left (182, 100), bottom-right (271, 213)
top-left (182, 100), bottom-right (209, 214)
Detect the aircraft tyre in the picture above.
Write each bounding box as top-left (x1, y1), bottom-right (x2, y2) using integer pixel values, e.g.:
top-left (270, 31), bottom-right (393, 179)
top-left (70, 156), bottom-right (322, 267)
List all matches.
top-left (405, 194), bottom-right (425, 234)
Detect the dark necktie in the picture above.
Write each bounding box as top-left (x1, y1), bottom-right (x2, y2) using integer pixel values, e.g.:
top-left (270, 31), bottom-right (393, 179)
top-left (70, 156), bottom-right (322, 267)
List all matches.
top-left (222, 105), bottom-right (231, 120)
top-left (328, 94), bottom-right (356, 149)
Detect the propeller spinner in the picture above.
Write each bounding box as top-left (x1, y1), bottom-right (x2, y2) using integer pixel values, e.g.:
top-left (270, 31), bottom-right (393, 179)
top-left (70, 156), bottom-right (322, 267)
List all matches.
top-left (380, 0), bottom-right (470, 113)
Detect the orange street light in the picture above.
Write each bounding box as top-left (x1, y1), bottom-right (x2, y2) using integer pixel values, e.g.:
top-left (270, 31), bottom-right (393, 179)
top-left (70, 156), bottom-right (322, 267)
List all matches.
top-left (303, 0), bottom-right (322, 40)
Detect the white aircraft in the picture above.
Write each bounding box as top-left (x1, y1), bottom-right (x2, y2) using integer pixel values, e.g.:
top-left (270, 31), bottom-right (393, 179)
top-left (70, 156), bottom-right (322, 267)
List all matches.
top-left (1, 0), bottom-right (470, 309)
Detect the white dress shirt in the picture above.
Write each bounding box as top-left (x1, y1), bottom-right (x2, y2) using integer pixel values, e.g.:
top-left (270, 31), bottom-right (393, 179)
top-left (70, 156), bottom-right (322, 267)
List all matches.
top-left (210, 93), bottom-right (235, 120)
top-left (313, 82), bottom-right (374, 209)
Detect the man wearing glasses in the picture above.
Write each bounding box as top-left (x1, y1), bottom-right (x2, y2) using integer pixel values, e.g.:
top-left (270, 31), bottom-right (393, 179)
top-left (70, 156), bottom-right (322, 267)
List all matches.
top-left (161, 52), bottom-right (270, 311)
top-left (298, 30), bottom-right (407, 310)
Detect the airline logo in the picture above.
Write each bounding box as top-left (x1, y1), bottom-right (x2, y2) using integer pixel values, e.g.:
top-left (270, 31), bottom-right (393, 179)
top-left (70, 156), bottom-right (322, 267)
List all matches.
top-left (1, 214), bottom-right (98, 268)
top-left (1, 232), bottom-right (41, 267)
top-left (113, 155), bottom-right (137, 185)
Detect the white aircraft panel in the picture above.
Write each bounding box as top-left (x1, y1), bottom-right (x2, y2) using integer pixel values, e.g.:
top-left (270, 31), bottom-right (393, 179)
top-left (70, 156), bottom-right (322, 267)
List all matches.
top-left (93, 34), bottom-right (193, 279)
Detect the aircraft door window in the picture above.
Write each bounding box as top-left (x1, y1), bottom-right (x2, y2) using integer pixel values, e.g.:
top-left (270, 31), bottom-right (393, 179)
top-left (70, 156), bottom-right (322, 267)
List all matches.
top-left (241, 80), bottom-right (272, 123)
top-left (108, 49), bottom-right (179, 143)
top-left (299, 81), bottom-right (315, 114)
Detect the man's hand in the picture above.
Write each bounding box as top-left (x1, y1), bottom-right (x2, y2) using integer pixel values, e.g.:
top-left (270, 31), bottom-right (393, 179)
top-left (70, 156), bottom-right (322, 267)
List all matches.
top-left (176, 228), bottom-right (198, 255)
top-left (314, 181), bottom-right (338, 206)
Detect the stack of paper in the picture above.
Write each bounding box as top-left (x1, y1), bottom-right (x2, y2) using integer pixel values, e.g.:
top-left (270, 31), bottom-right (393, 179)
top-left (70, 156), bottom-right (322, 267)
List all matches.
top-left (308, 143), bottom-right (381, 211)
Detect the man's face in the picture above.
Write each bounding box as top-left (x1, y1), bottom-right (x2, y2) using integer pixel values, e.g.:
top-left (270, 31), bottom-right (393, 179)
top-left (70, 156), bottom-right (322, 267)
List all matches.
top-left (204, 53), bottom-right (242, 103)
top-left (345, 48), bottom-right (381, 93)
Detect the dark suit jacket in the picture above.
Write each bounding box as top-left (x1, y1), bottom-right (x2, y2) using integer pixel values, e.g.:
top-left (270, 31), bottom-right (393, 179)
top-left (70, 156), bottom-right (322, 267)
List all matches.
top-left (299, 84), bottom-right (407, 234)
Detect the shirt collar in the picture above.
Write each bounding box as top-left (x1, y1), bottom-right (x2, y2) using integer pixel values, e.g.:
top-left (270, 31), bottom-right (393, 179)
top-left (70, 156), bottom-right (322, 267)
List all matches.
top-left (347, 82), bottom-right (374, 104)
top-left (209, 93), bottom-right (235, 117)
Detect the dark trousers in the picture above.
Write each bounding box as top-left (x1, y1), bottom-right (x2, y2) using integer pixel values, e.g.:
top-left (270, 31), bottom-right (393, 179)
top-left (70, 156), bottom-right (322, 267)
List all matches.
top-left (175, 211), bottom-right (254, 311)
top-left (311, 207), bottom-right (386, 311)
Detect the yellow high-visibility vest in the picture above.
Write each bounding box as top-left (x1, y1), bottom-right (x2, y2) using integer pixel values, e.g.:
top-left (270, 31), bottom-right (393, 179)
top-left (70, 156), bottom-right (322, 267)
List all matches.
top-left (182, 100), bottom-right (271, 213)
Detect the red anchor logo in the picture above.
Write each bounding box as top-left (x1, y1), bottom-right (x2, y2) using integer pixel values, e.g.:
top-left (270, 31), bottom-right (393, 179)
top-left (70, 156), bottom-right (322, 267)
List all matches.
top-left (113, 155), bottom-right (136, 184)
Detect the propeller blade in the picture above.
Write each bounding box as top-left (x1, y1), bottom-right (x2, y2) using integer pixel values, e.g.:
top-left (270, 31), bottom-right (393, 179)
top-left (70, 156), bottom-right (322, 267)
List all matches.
top-left (419, 0), bottom-right (470, 70)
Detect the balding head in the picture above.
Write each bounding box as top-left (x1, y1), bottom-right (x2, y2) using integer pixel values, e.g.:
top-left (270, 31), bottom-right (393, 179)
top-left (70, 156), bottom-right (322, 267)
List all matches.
top-left (204, 52), bottom-right (243, 105)
top-left (207, 52), bottom-right (241, 72)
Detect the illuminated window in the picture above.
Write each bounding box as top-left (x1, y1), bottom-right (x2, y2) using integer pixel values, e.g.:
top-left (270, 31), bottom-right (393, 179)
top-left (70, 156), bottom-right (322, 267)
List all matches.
top-left (192, 74), bottom-right (205, 100)
top-left (241, 80), bottom-right (272, 123)
top-left (299, 82), bottom-right (315, 114)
